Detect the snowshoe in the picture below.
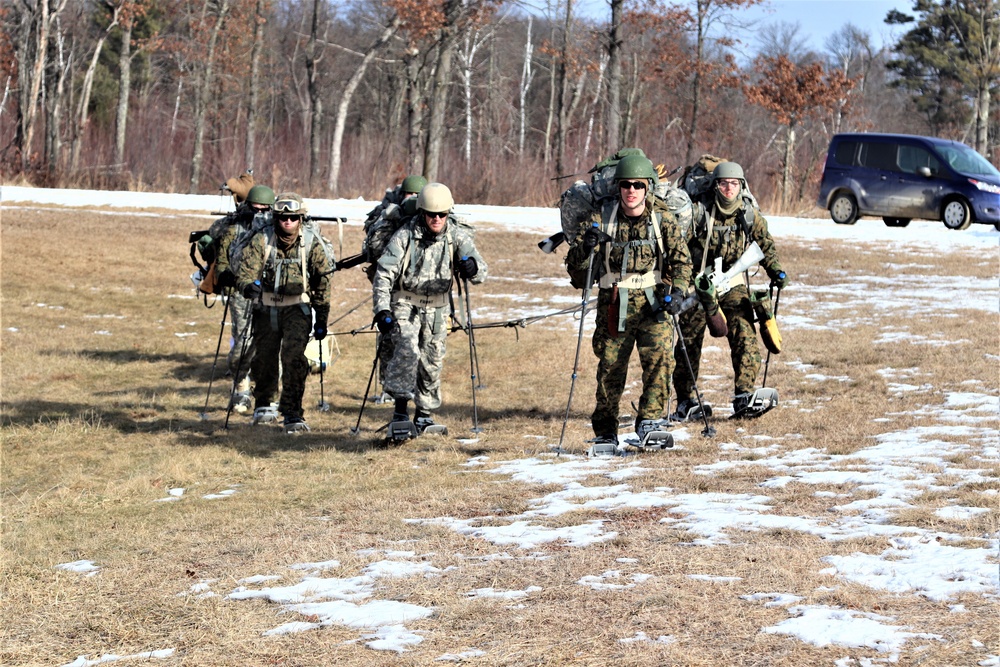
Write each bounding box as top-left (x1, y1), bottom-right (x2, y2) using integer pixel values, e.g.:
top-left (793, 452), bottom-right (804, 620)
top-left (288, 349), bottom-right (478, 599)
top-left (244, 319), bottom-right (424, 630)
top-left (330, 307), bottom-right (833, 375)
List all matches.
top-left (730, 388), bottom-right (778, 420)
top-left (230, 391), bottom-right (252, 415)
top-left (415, 416), bottom-right (448, 436)
top-left (624, 420), bottom-right (674, 450)
top-left (586, 436), bottom-right (620, 458)
top-left (283, 416), bottom-right (310, 434)
top-left (386, 416), bottom-right (418, 444)
top-left (373, 391), bottom-right (391, 405)
top-left (252, 403), bottom-right (279, 425)
top-left (669, 398), bottom-right (712, 423)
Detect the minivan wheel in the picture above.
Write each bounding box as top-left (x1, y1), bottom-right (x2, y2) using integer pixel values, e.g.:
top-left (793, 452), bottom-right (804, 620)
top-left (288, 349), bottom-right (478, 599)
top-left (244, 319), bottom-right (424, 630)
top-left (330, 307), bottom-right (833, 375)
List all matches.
top-left (830, 192), bottom-right (859, 225)
top-left (942, 198), bottom-right (972, 230)
top-left (883, 217), bottom-right (911, 228)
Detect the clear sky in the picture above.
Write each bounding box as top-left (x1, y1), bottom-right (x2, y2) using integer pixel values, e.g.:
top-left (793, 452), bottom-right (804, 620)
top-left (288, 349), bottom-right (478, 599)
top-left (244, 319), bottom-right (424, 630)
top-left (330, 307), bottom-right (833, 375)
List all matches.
top-left (573, 0), bottom-right (914, 54)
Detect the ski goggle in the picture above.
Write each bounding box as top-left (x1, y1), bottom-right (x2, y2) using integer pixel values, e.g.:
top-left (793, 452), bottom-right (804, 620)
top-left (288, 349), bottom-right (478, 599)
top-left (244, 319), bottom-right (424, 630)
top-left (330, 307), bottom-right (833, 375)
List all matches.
top-left (273, 198), bottom-right (303, 213)
top-left (618, 180), bottom-right (647, 191)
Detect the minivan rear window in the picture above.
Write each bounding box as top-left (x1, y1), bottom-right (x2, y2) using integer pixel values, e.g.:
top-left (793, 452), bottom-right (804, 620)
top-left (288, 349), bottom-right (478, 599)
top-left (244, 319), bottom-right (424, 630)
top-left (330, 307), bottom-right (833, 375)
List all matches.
top-left (834, 141), bottom-right (858, 166)
top-left (859, 142), bottom-right (898, 171)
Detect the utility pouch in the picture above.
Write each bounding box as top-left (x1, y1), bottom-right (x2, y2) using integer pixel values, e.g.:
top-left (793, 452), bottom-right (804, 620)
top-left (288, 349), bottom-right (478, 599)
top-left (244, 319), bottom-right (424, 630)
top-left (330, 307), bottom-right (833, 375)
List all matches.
top-left (606, 288), bottom-right (620, 338)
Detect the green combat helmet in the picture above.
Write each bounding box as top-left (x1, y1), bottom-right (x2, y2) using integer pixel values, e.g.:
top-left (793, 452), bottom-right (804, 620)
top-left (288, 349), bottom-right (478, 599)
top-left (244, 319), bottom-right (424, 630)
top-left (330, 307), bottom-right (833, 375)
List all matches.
top-left (401, 174), bottom-right (428, 195)
top-left (417, 183), bottom-right (454, 214)
top-left (246, 185), bottom-right (276, 207)
top-left (614, 154), bottom-right (657, 182)
top-left (712, 161), bottom-right (745, 184)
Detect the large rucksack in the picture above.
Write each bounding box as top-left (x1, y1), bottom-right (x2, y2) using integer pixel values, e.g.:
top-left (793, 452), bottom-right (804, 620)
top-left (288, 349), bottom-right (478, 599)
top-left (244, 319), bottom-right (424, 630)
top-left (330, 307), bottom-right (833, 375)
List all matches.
top-left (188, 208), bottom-right (258, 298)
top-left (559, 149), bottom-right (694, 245)
top-left (362, 196), bottom-right (418, 281)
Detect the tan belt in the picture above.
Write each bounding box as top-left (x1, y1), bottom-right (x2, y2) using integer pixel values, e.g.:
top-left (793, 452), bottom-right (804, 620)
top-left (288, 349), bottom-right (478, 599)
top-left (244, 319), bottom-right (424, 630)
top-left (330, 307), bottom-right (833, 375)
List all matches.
top-left (598, 270), bottom-right (660, 290)
top-left (261, 292), bottom-right (310, 307)
top-left (392, 290), bottom-right (449, 309)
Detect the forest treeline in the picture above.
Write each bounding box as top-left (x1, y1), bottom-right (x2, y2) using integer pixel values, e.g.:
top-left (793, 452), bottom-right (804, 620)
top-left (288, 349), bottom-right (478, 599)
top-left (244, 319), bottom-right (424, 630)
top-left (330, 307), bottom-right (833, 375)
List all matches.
top-left (2, 0), bottom-right (998, 212)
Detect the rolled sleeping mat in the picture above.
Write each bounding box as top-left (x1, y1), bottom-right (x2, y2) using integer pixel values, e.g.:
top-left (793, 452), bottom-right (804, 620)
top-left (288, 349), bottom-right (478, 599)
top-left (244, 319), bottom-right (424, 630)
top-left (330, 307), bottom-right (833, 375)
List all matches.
top-left (695, 273), bottom-right (728, 338)
top-left (751, 289), bottom-right (781, 354)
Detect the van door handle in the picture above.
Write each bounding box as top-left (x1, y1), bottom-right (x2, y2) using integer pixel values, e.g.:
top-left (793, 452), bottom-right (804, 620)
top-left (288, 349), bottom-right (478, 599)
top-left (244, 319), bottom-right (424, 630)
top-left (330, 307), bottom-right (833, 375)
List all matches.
top-left (880, 175), bottom-right (887, 181)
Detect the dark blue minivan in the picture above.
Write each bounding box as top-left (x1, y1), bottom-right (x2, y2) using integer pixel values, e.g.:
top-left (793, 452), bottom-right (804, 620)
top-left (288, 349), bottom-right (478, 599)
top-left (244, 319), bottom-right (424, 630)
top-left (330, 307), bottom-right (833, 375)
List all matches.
top-left (817, 133), bottom-right (1000, 230)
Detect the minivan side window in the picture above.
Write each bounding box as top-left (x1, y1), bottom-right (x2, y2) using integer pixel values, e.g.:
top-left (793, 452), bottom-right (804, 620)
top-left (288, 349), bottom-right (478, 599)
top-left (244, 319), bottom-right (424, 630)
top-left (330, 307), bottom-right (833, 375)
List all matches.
top-left (859, 142), bottom-right (899, 171)
top-left (898, 144), bottom-right (940, 175)
top-left (833, 140), bottom-right (858, 166)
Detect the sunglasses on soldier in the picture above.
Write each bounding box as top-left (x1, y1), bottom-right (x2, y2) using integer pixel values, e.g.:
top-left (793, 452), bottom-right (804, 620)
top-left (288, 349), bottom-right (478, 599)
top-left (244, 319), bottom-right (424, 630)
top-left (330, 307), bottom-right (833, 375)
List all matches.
top-left (424, 211), bottom-right (448, 219)
top-left (618, 180), bottom-right (647, 191)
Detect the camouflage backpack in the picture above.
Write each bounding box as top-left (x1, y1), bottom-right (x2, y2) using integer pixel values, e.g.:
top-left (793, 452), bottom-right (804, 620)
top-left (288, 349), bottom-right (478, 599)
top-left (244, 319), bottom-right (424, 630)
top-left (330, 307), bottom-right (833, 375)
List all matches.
top-left (559, 148), bottom-right (694, 244)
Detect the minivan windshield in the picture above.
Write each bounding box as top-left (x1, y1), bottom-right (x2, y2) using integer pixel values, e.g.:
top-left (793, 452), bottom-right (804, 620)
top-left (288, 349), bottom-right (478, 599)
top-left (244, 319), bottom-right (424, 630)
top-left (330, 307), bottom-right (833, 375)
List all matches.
top-left (936, 143), bottom-right (1000, 178)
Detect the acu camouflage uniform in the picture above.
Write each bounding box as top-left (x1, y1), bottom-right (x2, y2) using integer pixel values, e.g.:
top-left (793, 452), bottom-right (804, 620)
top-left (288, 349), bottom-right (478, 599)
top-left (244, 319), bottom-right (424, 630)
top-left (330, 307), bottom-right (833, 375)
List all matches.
top-left (672, 195), bottom-right (782, 400)
top-left (566, 197), bottom-right (693, 439)
top-left (372, 216), bottom-right (487, 414)
top-left (209, 203), bottom-right (266, 389)
top-left (236, 224), bottom-right (333, 421)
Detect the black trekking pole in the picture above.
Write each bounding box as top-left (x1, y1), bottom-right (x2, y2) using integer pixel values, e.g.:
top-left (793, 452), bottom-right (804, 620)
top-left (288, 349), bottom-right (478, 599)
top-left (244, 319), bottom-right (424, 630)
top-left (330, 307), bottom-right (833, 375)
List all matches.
top-left (350, 331), bottom-right (384, 435)
top-left (199, 294), bottom-right (232, 421)
top-left (317, 337), bottom-right (330, 412)
top-left (761, 284), bottom-right (782, 388)
top-left (458, 278), bottom-right (485, 390)
top-left (224, 285), bottom-right (258, 431)
top-left (671, 313), bottom-right (716, 438)
top-left (556, 239), bottom-right (598, 457)
top-left (461, 272), bottom-right (483, 434)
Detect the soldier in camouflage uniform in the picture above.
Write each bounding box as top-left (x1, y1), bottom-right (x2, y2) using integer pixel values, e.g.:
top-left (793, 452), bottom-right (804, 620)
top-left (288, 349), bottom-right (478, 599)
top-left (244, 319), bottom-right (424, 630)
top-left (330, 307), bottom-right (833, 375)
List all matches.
top-left (236, 192), bottom-right (334, 432)
top-left (671, 162), bottom-right (787, 419)
top-left (362, 175), bottom-right (426, 401)
top-left (372, 183), bottom-right (487, 434)
top-left (211, 184), bottom-right (275, 413)
top-left (565, 155), bottom-right (693, 446)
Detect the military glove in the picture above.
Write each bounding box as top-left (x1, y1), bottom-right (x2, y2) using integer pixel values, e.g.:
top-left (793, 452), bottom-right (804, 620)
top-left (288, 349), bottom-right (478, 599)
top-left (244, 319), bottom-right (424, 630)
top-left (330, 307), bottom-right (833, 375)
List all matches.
top-left (242, 280), bottom-right (262, 300)
top-left (581, 225), bottom-right (612, 255)
top-left (768, 268), bottom-right (789, 289)
top-left (664, 287), bottom-right (687, 315)
top-left (217, 269), bottom-right (236, 289)
top-left (456, 256), bottom-right (478, 280)
top-left (313, 307), bottom-right (329, 340)
top-left (374, 310), bottom-right (395, 334)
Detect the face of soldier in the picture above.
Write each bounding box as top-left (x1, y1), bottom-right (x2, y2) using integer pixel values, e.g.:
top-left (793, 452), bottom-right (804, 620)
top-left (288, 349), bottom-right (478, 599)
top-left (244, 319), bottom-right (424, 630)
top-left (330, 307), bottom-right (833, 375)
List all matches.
top-left (423, 211), bottom-right (448, 234)
top-left (618, 179), bottom-right (648, 216)
top-left (276, 214), bottom-right (301, 237)
top-left (716, 178), bottom-right (741, 201)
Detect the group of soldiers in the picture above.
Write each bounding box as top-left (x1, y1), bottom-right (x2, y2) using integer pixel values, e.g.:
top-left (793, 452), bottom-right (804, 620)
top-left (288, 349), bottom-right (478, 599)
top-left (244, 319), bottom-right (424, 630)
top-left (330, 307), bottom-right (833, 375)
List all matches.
top-left (565, 153), bottom-right (786, 447)
top-left (211, 179), bottom-right (486, 436)
top-left (207, 151), bottom-right (785, 444)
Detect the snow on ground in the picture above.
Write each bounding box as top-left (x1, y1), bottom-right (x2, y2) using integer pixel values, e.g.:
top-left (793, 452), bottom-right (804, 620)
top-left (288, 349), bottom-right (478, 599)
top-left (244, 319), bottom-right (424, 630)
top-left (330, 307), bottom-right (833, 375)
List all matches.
top-left (9, 186), bottom-right (997, 663)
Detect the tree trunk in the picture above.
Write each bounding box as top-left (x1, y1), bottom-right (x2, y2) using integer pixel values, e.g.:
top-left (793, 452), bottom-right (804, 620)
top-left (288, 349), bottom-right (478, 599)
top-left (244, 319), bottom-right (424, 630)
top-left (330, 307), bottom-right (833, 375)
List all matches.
top-left (686, 0), bottom-right (707, 165)
top-left (114, 21), bottom-right (132, 170)
top-left (71, 6), bottom-right (118, 172)
top-left (781, 121), bottom-right (796, 211)
top-left (44, 19), bottom-right (68, 176)
top-left (306, 0), bottom-right (322, 189)
top-left (328, 15), bottom-right (399, 195)
top-left (19, 0), bottom-right (53, 171)
top-left (975, 77), bottom-right (989, 155)
top-left (606, 0), bottom-right (623, 152)
top-left (244, 0), bottom-right (266, 170)
top-left (189, 0), bottom-right (231, 194)
top-left (423, 0), bottom-right (462, 183)
top-left (405, 47), bottom-right (422, 172)
top-left (555, 0), bottom-right (573, 177)
top-left (518, 16), bottom-right (534, 155)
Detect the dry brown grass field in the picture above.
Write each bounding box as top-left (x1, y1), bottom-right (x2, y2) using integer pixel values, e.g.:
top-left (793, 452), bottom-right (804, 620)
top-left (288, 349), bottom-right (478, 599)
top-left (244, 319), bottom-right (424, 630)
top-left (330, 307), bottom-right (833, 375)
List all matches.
top-left (2, 203), bottom-right (997, 666)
